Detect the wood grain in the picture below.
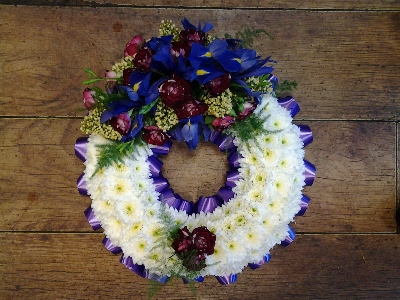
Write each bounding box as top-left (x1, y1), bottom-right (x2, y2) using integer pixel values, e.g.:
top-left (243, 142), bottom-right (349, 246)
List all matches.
top-left (0, 119), bottom-right (396, 232)
top-left (0, 7), bottom-right (399, 120)
top-left (3, 0), bottom-right (400, 10)
top-left (1, 233), bottom-right (399, 299)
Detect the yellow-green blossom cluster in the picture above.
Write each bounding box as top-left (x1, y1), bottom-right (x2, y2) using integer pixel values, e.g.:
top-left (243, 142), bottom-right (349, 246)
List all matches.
top-left (159, 20), bottom-right (180, 42)
top-left (81, 108), bottom-right (122, 140)
top-left (155, 101), bottom-right (179, 132)
top-left (111, 56), bottom-right (135, 76)
top-left (245, 76), bottom-right (273, 93)
top-left (202, 89), bottom-right (233, 118)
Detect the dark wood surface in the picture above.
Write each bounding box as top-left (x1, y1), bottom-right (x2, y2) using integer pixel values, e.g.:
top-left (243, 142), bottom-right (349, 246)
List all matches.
top-left (0, 1), bottom-right (399, 299)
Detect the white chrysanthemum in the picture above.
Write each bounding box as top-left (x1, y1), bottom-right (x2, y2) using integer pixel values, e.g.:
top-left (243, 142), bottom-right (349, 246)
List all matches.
top-left (264, 110), bottom-right (292, 131)
top-left (115, 199), bottom-right (143, 224)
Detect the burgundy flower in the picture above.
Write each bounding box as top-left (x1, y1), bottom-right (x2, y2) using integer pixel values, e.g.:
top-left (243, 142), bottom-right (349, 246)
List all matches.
top-left (109, 113), bottom-right (131, 135)
top-left (173, 98), bottom-right (208, 119)
top-left (171, 41), bottom-right (191, 59)
top-left (238, 102), bottom-right (258, 120)
top-left (204, 73), bottom-right (231, 96)
top-left (191, 226), bottom-right (216, 255)
top-left (171, 226), bottom-right (216, 272)
top-left (83, 88), bottom-right (96, 109)
top-left (124, 35), bottom-right (144, 57)
top-left (133, 47), bottom-right (153, 71)
top-left (180, 29), bottom-right (206, 46)
top-left (122, 68), bottom-right (134, 86)
top-left (158, 74), bottom-right (192, 108)
top-left (142, 126), bottom-right (170, 146)
top-left (171, 226), bottom-right (192, 254)
top-left (212, 115), bottom-right (235, 132)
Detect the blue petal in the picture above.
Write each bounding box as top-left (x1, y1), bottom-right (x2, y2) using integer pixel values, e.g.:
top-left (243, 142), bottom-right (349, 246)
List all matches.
top-left (218, 50), bottom-right (241, 73)
top-left (181, 18), bottom-right (196, 30)
top-left (201, 22), bottom-right (214, 33)
top-left (188, 43), bottom-right (213, 62)
top-left (176, 55), bottom-right (193, 81)
top-left (146, 77), bottom-right (166, 105)
top-left (208, 39), bottom-right (227, 59)
top-left (119, 86), bottom-right (139, 101)
top-left (190, 60), bottom-right (225, 84)
top-left (129, 72), bottom-right (151, 96)
top-left (121, 114), bottom-right (144, 142)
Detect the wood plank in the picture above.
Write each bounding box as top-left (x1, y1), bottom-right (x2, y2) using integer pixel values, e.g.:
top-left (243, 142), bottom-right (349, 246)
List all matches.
top-left (1, 233), bottom-right (399, 299)
top-left (3, 0), bottom-right (400, 10)
top-left (1, 6), bottom-right (400, 120)
top-left (0, 119), bottom-right (396, 232)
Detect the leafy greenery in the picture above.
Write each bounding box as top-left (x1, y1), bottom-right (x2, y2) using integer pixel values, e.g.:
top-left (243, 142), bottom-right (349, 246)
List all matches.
top-left (225, 28), bottom-right (273, 49)
top-left (227, 113), bottom-right (270, 144)
top-left (91, 137), bottom-right (144, 177)
top-left (276, 80), bottom-right (298, 97)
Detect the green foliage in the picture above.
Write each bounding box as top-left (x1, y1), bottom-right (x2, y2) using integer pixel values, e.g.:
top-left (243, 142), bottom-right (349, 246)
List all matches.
top-left (276, 80), bottom-right (298, 97)
top-left (225, 28), bottom-right (273, 49)
top-left (227, 113), bottom-right (269, 144)
top-left (92, 137), bottom-right (144, 177)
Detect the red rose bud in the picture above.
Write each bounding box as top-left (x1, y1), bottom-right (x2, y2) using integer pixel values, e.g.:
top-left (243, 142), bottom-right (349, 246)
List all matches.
top-left (122, 68), bottom-right (134, 86)
top-left (158, 74), bottom-right (192, 108)
top-left (124, 35), bottom-right (144, 57)
top-left (171, 41), bottom-right (191, 59)
top-left (109, 113), bottom-right (131, 135)
top-left (83, 88), bottom-right (96, 109)
top-left (204, 73), bottom-right (231, 96)
top-left (191, 226), bottom-right (216, 255)
top-left (142, 126), bottom-right (170, 146)
top-left (173, 98), bottom-right (208, 119)
top-left (133, 47), bottom-right (153, 71)
top-left (211, 115), bottom-right (235, 131)
top-left (179, 29), bottom-right (206, 46)
top-left (238, 102), bottom-right (258, 120)
top-left (105, 70), bottom-right (117, 82)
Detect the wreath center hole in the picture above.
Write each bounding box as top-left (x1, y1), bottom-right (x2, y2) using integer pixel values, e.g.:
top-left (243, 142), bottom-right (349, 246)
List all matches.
top-left (159, 140), bottom-right (229, 203)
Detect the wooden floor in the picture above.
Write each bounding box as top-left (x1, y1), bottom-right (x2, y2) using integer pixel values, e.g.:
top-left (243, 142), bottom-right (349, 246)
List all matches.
top-left (1, 1), bottom-right (400, 299)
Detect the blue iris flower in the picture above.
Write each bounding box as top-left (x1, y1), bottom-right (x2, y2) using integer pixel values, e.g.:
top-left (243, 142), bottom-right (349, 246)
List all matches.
top-left (173, 114), bottom-right (210, 150)
top-left (190, 60), bottom-right (225, 84)
top-left (188, 39), bottom-right (228, 62)
top-left (181, 18), bottom-right (214, 33)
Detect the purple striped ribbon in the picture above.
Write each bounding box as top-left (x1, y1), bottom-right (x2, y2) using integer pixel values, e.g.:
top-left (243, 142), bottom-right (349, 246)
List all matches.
top-left (120, 256), bottom-right (169, 283)
top-left (296, 194), bottom-right (310, 216)
top-left (102, 237), bottom-right (122, 254)
top-left (215, 274), bottom-right (237, 285)
top-left (149, 140), bottom-right (172, 156)
top-left (303, 160), bottom-right (316, 186)
top-left (217, 186), bottom-right (235, 203)
top-left (152, 176), bottom-right (170, 193)
top-left (298, 124), bottom-right (313, 147)
top-left (147, 155), bottom-right (163, 177)
top-left (281, 225), bottom-right (296, 247)
top-left (77, 173), bottom-right (88, 196)
top-left (226, 169), bottom-right (240, 188)
top-left (84, 206), bottom-right (102, 231)
top-left (196, 195), bottom-right (223, 214)
top-left (227, 149), bottom-right (242, 168)
top-left (74, 137), bottom-right (88, 161)
top-left (278, 96), bottom-right (300, 117)
top-left (248, 254), bottom-right (271, 270)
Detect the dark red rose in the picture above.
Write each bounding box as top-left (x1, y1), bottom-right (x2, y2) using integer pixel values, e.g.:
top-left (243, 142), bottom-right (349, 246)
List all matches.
top-left (212, 115), bottom-right (235, 131)
top-left (238, 102), bottom-right (258, 120)
top-left (179, 29), bottom-right (206, 46)
top-left (122, 68), bottom-right (134, 86)
top-left (181, 253), bottom-right (207, 272)
top-left (109, 113), bottom-right (131, 135)
top-left (171, 226), bottom-right (192, 254)
top-left (191, 226), bottom-right (216, 255)
top-left (204, 73), bottom-right (231, 96)
top-left (171, 41), bottom-right (191, 59)
top-left (173, 98), bottom-right (208, 119)
top-left (158, 74), bottom-right (192, 108)
top-left (133, 47), bottom-right (153, 71)
top-left (124, 35), bottom-right (144, 57)
top-left (142, 126), bottom-right (170, 146)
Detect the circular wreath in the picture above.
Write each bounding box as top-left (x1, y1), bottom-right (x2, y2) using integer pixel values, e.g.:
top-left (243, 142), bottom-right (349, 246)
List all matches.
top-left (75, 18), bottom-right (315, 284)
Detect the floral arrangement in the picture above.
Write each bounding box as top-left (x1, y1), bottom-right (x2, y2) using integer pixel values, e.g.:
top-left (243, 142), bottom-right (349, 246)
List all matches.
top-left (75, 18), bottom-right (315, 284)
